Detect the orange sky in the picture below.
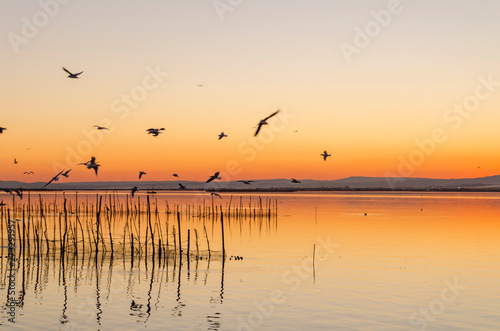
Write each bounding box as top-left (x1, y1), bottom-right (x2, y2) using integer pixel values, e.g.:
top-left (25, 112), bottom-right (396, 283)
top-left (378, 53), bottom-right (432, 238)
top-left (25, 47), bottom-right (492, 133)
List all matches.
top-left (1, 1), bottom-right (500, 183)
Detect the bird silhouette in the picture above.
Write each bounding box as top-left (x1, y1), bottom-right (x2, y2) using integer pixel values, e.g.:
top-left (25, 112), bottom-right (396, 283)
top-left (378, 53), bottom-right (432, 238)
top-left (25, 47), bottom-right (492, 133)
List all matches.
top-left (44, 170), bottom-right (65, 188)
top-left (23, 171), bottom-right (35, 175)
top-left (93, 125), bottom-right (109, 130)
top-left (291, 178), bottom-right (301, 183)
top-left (147, 128), bottom-right (165, 137)
top-left (178, 183), bottom-right (187, 189)
top-left (61, 169), bottom-right (72, 178)
top-left (63, 67), bottom-right (83, 78)
top-left (254, 110), bottom-right (280, 136)
top-left (321, 150), bottom-right (331, 161)
top-left (206, 172), bottom-right (220, 183)
top-left (139, 171), bottom-right (146, 180)
top-left (79, 157), bottom-right (100, 176)
top-left (238, 180), bottom-right (254, 185)
top-left (3, 188), bottom-right (22, 199)
top-left (131, 186), bottom-right (138, 197)
top-left (211, 192), bottom-right (222, 199)
top-left (218, 132), bottom-right (227, 140)
top-left (0, 127), bottom-right (6, 134)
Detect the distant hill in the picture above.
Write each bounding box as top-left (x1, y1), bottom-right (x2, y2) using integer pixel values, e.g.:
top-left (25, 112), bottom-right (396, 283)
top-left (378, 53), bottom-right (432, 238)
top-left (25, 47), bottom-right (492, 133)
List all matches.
top-left (2, 175), bottom-right (500, 191)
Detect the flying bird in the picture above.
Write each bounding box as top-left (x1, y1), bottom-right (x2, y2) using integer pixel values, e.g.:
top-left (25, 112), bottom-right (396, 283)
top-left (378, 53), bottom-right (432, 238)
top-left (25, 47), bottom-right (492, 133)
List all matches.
top-left (178, 183), bottom-right (187, 190)
top-left (79, 156), bottom-right (100, 176)
top-left (172, 173), bottom-right (179, 178)
top-left (23, 171), bottom-right (35, 175)
top-left (197, 84), bottom-right (204, 87)
top-left (63, 67), bottom-right (83, 79)
top-left (14, 158), bottom-right (18, 164)
top-left (94, 125), bottom-right (109, 130)
top-left (206, 172), bottom-right (220, 183)
top-left (139, 171), bottom-right (147, 180)
top-left (3, 188), bottom-right (23, 199)
top-left (291, 178), bottom-right (301, 183)
top-left (254, 110), bottom-right (280, 136)
top-left (321, 150), bottom-right (331, 161)
top-left (131, 186), bottom-right (139, 197)
top-left (43, 170), bottom-right (65, 188)
top-left (238, 180), bottom-right (254, 185)
top-left (218, 132), bottom-right (228, 140)
top-left (147, 128), bottom-right (165, 137)
top-left (61, 169), bottom-right (72, 178)
top-left (0, 127), bottom-right (6, 134)
top-left (211, 192), bottom-right (222, 199)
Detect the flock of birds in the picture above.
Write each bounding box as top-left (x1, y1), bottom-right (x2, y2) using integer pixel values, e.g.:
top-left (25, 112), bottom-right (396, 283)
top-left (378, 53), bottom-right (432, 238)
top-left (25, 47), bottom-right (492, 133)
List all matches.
top-left (0, 67), bottom-right (333, 200)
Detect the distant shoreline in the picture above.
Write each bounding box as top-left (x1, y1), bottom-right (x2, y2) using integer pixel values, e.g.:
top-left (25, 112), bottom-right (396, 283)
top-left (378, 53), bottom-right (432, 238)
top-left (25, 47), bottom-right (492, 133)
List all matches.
top-left (5, 187), bottom-right (500, 193)
top-left (3, 175), bottom-right (500, 193)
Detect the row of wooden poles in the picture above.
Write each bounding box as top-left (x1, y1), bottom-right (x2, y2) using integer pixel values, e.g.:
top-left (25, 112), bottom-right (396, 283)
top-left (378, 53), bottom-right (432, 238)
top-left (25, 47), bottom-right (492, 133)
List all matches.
top-left (6, 191), bottom-right (279, 220)
top-left (0, 192), bottom-right (278, 264)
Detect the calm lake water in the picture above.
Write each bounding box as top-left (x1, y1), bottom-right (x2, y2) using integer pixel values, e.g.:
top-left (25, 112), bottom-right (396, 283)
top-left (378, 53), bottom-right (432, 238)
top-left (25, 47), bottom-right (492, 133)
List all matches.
top-left (0, 191), bottom-right (499, 330)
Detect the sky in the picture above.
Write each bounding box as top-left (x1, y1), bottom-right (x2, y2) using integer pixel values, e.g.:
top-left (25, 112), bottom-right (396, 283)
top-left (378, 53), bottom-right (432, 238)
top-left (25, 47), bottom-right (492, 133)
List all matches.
top-left (1, 0), bottom-right (500, 183)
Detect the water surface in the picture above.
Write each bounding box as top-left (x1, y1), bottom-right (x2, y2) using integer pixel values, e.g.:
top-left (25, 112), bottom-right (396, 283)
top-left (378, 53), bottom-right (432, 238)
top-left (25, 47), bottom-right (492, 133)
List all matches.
top-left (0, 191), bottom-right (498, 330)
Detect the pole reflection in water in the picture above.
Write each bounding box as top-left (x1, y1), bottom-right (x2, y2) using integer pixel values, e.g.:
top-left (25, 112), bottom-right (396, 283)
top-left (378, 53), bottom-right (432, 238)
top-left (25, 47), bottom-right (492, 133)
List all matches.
top-left (206, 254), bottom-right (225, 331)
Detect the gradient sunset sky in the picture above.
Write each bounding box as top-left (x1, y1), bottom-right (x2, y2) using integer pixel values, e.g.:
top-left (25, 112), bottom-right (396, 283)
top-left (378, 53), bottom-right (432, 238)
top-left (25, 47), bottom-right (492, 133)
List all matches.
top-left (1, 1), bottom-right (500, 182)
